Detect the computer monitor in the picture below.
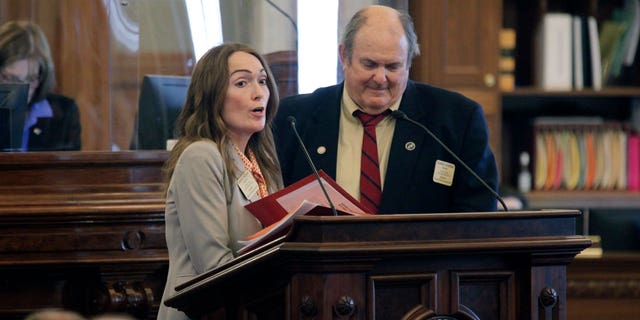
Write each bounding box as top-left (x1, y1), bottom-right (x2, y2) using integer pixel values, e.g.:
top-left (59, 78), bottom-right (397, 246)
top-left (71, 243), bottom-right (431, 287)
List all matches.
top-left (0, 83), bottom-right (29, 152)
top-left (131, 74), bottom-right (191, 150)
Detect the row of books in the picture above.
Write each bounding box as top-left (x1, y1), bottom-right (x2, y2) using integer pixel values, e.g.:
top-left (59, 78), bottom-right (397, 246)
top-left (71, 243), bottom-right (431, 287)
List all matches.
top-left (535, 13), bottom-right (602, 90)
top-left (532, 118), bottom-right (640, 191)
top-left (535, 1), bottom-right (640, 90)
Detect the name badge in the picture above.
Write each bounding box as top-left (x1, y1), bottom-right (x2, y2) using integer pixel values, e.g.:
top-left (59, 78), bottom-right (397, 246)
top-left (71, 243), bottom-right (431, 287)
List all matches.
top-left (237, 170), bottom-right (259, 200)
top-left (433, 160), bottom-right (455, 186)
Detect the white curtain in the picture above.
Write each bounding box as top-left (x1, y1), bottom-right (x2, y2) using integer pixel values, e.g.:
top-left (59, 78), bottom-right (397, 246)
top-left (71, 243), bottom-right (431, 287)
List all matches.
top-left (217, 0), bottom-right (409, 94)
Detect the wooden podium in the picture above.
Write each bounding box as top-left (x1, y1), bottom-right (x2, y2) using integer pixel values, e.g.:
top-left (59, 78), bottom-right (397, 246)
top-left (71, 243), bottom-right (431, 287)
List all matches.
top-left (165, 210), bottom-right (590, 320)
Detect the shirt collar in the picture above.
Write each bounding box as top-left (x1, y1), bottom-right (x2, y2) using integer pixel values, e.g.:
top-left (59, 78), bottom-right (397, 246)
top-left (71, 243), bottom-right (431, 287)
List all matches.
top-left (341, 85), bottom-right (402, 118)
top-left (29, 99), bottom-right (53, 119)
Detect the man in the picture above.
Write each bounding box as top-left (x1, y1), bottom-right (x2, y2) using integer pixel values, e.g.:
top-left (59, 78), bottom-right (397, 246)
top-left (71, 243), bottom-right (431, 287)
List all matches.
top-left (273, 5), bottom-right (498, 214)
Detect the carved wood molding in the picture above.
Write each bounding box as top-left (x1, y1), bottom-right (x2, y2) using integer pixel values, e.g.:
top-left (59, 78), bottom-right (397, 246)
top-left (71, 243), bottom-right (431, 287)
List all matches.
top-left (568, 279), bottom-right (640, 298)
top-left (0, 150), bottom-right (168, 319)
top-left (91, 280), bottom-right (156, 318)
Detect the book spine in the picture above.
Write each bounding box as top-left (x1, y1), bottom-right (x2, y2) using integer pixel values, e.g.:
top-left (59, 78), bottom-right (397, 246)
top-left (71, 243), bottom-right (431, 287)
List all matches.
top-left (499, 28), bottom-right (516, 92)
top-left (572, 16), bottom-right (584, 90)
top-left (532, 119), bottom-right (633, 191)
top-left (588, 16), bottom-right (603, 90)
top-left (535, 13), bottom-right (574, 90)
top-left (628, 134), bottom-right (640, 190)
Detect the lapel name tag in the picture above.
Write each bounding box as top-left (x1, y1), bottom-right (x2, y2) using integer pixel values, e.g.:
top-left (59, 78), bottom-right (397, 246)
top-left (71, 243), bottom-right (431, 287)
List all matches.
top-left (237, 170), bottom-right (259, 201)
top-left (433, 160), bottom-right (455, 187)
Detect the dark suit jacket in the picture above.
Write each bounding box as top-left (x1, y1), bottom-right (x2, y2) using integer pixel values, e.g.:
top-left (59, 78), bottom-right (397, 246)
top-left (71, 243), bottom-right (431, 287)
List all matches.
top-left (272, 81), bottom-right (499, 214)
top-left (28, 94), bottom-right (81, 151)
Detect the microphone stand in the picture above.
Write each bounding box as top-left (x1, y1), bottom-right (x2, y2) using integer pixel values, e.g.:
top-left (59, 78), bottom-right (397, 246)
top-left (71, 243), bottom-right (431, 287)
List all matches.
top-left (391, 110), bottom-right (508, 211)
top-left (287, 116), bottom-right (339, 216)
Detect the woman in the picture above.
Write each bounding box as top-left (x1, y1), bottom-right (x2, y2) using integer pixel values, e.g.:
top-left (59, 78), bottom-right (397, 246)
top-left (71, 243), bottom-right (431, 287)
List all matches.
top-left (0, 20), bottom-right (81, 151)
top-left (158, 43), bottom-right (283, 320)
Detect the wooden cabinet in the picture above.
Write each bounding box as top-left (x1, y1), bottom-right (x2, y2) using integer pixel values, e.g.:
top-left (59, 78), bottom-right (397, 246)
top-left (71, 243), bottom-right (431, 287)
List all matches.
top-left (0, 151), bottom-right (169, 320)
top-left (409, 0), bottom-right (503, 171)
top-left (410, 0), bottom-right (500, 89)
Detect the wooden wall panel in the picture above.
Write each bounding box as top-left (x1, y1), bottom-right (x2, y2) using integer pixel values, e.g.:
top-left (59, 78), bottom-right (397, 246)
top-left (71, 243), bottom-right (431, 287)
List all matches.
top-left (409, 0), bottom-right (503, 176)
top-left (55, 0), bottom-right (111, 150)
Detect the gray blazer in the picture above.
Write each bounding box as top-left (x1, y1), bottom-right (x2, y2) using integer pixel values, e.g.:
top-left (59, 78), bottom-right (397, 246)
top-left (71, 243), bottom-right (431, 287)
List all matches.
top-left (158, 140), bottom-right (269, 320)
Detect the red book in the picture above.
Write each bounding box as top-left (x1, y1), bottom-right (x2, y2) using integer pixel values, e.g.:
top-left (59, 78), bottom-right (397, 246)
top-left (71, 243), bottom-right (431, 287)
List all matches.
top-left (584, 132), bottom-right (596, 189)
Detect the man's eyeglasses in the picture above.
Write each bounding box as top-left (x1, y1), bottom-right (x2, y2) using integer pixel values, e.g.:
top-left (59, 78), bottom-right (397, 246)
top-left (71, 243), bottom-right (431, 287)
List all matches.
top-left (0, 72), bottom-right (40, 86)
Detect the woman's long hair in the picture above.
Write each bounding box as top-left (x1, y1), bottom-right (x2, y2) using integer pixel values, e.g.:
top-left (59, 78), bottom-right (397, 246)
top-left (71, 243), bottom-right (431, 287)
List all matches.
top-left (162, 43), bottom-right (282, 195)
top-left (0, 20), bottom-right (55, 102)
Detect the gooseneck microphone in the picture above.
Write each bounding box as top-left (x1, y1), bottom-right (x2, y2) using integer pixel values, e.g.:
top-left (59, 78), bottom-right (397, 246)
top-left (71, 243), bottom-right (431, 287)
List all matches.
top-left (287, 116), bottom-right (339, 216)
top-left (390, 110), bottom-right (508, 211)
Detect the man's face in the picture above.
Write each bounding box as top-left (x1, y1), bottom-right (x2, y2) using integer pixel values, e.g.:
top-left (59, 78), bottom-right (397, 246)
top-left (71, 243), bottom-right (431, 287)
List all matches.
top-left (340, 22), bottom-right (409, 115)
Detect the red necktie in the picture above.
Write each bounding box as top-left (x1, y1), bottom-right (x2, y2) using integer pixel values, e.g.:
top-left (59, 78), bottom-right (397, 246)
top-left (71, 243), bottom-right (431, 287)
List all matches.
top-left (355, 109), bottom-right (390, 213)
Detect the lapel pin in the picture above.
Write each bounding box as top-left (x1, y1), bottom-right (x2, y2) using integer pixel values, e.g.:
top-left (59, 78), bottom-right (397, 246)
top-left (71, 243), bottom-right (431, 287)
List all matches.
top-left (405, 141), bottom-right (415, 151)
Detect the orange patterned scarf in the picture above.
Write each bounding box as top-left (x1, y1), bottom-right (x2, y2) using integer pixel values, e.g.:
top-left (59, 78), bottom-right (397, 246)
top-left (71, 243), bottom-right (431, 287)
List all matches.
top-left (233, 144), bottom-right (269, 198)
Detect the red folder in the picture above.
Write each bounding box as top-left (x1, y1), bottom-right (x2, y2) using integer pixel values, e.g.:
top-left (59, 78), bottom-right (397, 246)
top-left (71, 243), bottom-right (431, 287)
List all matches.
top-left (239, 170), bottom-right (372, 255)
top-left (244, 170), bottom-right (370, 227)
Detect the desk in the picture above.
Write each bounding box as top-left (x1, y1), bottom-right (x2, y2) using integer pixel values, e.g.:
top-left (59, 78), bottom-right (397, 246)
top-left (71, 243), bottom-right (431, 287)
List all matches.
top-left (0, 151), bottom-right (169, 320)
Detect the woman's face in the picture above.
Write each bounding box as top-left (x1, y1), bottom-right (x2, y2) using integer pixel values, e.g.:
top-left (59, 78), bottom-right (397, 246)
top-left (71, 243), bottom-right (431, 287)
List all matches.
top-left (0, 58), bottom-right (39, 102)
top-left (222, 51), bottom-right (270, 148)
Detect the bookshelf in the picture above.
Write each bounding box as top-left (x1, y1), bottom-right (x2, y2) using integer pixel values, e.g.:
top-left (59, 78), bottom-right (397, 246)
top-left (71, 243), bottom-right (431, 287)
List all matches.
top-left (501, 0), bottom-right (640, 264)
top-left (410, 0), bottom-right (639, 251)
top-left (503, 86), bottom-right (640, 97)
top-left (502, 90), bottom-right (640, 187)
top-left (527, 190), bottom-right (640, 209)
top-left (501, 3), bottom-right (640, 317)
top-left (409, 0), bottom-right (640, 209)
top-left (502, 0), bottom-right (640, 189)
top-left (409, 2), bottom-right (640, 318)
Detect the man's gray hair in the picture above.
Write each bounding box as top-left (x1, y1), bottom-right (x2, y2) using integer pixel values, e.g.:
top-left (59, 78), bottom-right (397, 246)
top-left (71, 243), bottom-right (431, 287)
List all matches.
top-left (340, 6), bottom-right (421, 68)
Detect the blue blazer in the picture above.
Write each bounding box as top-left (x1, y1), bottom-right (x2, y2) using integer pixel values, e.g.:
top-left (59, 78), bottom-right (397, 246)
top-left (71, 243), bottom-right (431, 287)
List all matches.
top-left (272, 81), bottom-right (499, 214)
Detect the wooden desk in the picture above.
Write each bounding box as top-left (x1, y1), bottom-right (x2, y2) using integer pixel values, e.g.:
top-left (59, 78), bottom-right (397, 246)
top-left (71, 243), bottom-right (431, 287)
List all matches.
top-left (0, 151), bottom-right (169, 320)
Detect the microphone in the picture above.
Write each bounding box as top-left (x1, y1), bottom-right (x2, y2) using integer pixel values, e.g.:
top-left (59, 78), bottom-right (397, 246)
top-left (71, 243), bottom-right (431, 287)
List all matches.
top-left (390, 110), bottom-right (508, 211)
top-left (287, 116), bottom-right (339, 216)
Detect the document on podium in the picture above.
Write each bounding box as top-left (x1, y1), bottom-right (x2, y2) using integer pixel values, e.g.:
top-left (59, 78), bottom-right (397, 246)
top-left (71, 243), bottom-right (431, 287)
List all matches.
top-left (238, 170), bottom-right (371, 254)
